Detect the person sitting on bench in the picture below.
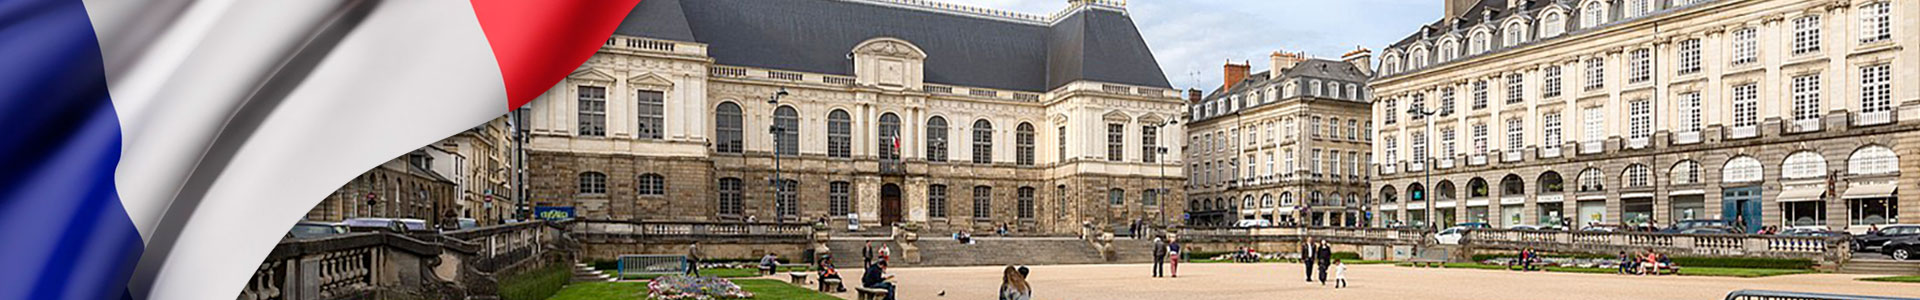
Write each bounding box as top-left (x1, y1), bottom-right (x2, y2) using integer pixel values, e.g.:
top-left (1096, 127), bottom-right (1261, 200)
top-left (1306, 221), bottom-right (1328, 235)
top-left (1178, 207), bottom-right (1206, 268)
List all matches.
top-left (862, 260), bottom-right (897, 300)
top-left (818, 254), bottom-right (845, 292)
top-left (759, 253), bottom-right (780, 275)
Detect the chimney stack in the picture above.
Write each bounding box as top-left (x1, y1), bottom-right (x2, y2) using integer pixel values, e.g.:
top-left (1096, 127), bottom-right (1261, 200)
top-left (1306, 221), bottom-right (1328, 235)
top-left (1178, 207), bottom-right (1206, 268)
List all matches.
top-left (1269, 51), bottom-right (1306, 79)
top-left (1343, 47), bottom-right (1375, 76)
top-left (1187, 88), bottom-right (1203, 104)
top-left (1444, 0), bottom-right (1479, 21)
top-left (1508, 0), bottom-right (1525, 10)
top-left (1223, 60), bottom-right (1251, 90)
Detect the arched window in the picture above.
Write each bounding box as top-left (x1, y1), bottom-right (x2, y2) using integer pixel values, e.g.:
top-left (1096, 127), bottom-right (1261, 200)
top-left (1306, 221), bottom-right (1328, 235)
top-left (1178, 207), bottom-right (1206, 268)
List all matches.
top-left (773, 106), bottom-right (799, 156)
top-left (973, 120), bottom-right (994, 164)
top-left (1849, 146), bottom-right (1899, 175)
top-left (1261, 194), bottom-right (1274, 208)
top-left (638, 173), bottom-right (665, 195)
top-left (828, 109), bottom-right (852, 158)
top-left (715, 102), bottom-right (744, 153)
top-left (1542, 11), bottom-right (1567, 37)
top-left (928, 184), bottom-right (949, 218)
top-left (1505, 22), bottom-right (1530, 45)
top-left (578, 172), bottom-right (607, 194)
top-left (1581, 1), bottom-right (1609, 28)
top-left (1439, 40), bottom-right (1459, 61)
top-left (1408, 182), bottom-right (1427, 202)
top-left (1471, 31), bottom-right (1492, 54)
top-left (718, 178), bottom-right (743, 215)
top-left (1501, 174), bottom-right (1525, 196)
top-left (1017, 187), bottom-right (1036, 219)
top-left (1783, 151), bottom-right (1828, 179)
top-left (829, 181), bottom-right (852, 216)
top-left (1624, 164), bottom-right (1651, 188)
top-left (1379, 186), bottom-right (1397, 204)
top-left (1539, 171), bottom-right (1565, 193)
top-left (1670, 160), bottom-right (1703, 185)
top-left (927, 116), bottom-right (948, 161)
top-left (775, 179), bottom-right (797, 217)
top-left (1243, 195), bottom-right (1256, 208)
top-left (1016, 122), bottom-right (1036, 166)
top-left (973, 186), bottom-right (993, 219)
top-left (1113, 189), bottom-right (1129, 206)
top-left (1436, 180), bottom-right (1457, 201)
top-left (1723, 156), bottom-right (1764, 183)
top-left (1468, 177), bottom-right (1489, 198)
top-left (879, 113), bottom-right (901, 160)
top-left (1577, 168), bottom-right (1605, 192)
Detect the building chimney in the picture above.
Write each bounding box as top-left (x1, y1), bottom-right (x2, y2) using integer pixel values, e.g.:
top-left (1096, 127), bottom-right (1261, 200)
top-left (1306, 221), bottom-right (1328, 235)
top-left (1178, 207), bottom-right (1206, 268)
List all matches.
top-left (1508, 0), bottom-right (1525, 10)
top-left (1223, 60), bottom-right (1251, 90)
top-left (1343, 47), bottom-right (1374, 76)
top-left (1187, 88), bottom-right (1203, 104)
top-left (1445, 0), bottom-right (1479, 21)
top-left (1269, 51), bottom-right (1306, 79)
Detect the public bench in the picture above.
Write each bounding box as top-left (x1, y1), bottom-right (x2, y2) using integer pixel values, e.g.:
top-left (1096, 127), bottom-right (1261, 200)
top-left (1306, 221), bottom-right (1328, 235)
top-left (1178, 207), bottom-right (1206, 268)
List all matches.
top-left (1407, 247), bottom-right (1450, 268)
top-left (818, 278), bottom-right (844, 293)
top-left (855, 286), bottom-right (890, 300)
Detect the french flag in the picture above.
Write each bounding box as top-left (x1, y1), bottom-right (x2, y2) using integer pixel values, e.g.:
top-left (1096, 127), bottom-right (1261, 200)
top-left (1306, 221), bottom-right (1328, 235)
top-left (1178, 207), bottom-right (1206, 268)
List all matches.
top-left (0, 0), bottom-right (640, 299)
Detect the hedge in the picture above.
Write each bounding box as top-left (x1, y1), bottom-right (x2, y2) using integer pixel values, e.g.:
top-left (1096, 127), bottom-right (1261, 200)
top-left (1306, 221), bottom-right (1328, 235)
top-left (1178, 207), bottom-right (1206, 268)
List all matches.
top-left (1469, 254), bottom-right (1814, 270)
top-left (498, 262), bottom-right (571, 300)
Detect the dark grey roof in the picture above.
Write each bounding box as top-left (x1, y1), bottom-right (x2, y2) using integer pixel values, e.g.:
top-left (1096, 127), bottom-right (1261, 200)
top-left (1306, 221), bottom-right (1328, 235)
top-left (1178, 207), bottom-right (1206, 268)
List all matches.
top-left (617, 0), bottom-right (1170, 92)
top-left (1201, 59), bottom-right (1370, 101)
top-left (1389, 0), bottom-right (1553, 49)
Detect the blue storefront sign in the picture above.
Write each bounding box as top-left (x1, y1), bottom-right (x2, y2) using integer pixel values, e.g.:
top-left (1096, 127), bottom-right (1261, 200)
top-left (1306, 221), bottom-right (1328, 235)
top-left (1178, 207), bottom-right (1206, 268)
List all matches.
top-left (533, 206), bottom-right (576, 221)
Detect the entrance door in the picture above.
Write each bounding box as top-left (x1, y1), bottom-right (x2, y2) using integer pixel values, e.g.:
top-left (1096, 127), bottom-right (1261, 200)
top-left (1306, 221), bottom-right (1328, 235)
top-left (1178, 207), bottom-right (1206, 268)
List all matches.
top-left (1722, 187), bottom-right (1763, 233)
top-left (881, 184), bottom-right (902, 226)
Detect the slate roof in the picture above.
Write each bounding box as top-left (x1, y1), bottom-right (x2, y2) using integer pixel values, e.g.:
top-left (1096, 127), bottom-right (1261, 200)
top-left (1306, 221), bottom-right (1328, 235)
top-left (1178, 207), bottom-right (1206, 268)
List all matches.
top-left (1389, 0), bottom-right (1557, 49)
top-left (617, 0), bottom-right (1171, 92)
top-left (1202, 59), bottom-right (1371, 101)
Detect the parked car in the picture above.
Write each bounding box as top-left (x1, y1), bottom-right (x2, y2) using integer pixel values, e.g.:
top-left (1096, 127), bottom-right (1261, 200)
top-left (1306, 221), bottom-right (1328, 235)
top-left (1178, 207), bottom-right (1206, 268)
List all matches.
top-left (1882, 235), bottom-right (1919, 261)
top-left (1677, 226), bottom-right (1740, 235)
top-left (341, 218), bottom-right (410, 233)
top-left (394, 218), bottom-right (430, 231)
top-left (455, 218), bottom-right (479, 230)
top-left (1581, 224), bottom-right (1624, 232)
top-left (1853, 224), bottom-right (1920, 252)
top-left (1234, 219), bottom-right (1273, 228)
top-left (285, 221), bottom-right (346, 239)
top-left (1779, 227), bottom-right (1848, 238)
top-left (1660, 219), bottom-right (1731, 234)
top-left (1434, 226), bottom-right (1469, 245)
top-left (1457, 222), bottom-right (1492, 229)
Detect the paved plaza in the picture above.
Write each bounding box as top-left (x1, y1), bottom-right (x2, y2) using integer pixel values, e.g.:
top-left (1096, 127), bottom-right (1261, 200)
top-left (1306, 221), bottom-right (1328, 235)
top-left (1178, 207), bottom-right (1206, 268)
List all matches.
top-left (832, 263), bottom-right (1919, 300)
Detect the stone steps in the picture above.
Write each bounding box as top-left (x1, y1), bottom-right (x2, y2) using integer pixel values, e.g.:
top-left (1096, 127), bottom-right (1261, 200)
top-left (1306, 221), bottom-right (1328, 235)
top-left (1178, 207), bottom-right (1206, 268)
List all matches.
top-left (1839, 259), bottom-right (1920, 275)
top-left (572, 262), bottom-right (616, 282)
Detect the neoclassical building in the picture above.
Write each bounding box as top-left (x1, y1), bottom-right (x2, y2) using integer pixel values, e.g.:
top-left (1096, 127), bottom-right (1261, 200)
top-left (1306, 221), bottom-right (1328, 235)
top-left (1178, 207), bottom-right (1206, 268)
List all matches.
top-left (1371, 0), bottom-right (1915, 233)
top-left (519, 0), bottom-right (1186, 234)
top-left (1184, 51), bottom-right (1377, 227)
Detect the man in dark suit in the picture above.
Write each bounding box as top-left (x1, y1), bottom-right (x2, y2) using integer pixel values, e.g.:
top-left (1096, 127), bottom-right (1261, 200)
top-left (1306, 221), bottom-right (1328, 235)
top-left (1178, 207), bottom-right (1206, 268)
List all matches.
top-left (1316, 241), bottom-right (1333, 285)
top-left (1151, 237), bottom-right (1168, 278)
top-left (1301, 238), bottom-right (1315, 282)
top-left (863, 260), bottom-right (896, 300)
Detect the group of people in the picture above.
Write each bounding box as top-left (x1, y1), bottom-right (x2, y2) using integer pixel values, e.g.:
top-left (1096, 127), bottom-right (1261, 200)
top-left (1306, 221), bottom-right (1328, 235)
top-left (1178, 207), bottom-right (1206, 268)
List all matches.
top-left (1126, 219), bottom-right (1152, 238)
top-left (1512, 247), bottom-right (1543, 271)
top-left (1300, 239), bottom-right (1346, 288)
top-left (1617, 250), bottom-right (1676, 275)
top-left (1150, 236), bottom-right (1182, 278)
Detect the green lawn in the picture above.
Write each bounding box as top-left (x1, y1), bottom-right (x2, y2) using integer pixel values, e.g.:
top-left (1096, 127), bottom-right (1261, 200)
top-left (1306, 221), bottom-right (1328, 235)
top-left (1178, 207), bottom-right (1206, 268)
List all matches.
top-left (1860, 275), bottom-right (1920, 283)
top-left (614, 267), bottom-right (809, 280)
top-left (547, 279), bottom-right (836, 300)
top-left (1396, 262), bottom-right (1809, 277)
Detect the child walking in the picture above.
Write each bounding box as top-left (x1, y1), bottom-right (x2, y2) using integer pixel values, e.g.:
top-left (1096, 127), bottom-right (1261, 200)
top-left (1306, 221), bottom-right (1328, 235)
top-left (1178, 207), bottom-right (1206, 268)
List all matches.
top-left (1333, 259), bottom-right (1348, 288)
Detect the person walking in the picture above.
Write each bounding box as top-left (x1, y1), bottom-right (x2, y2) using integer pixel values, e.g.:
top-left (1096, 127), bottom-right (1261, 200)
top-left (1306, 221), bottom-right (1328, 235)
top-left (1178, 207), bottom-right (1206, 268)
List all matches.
top-left (686, 242), bottom-right (703, 276)
top-left (1333, 259), bottom-right (1348, 288)
top-left (1151, 237), bottom-right (1168, 278)
top-left (999, 265), bottom-right (1032, 300)
top-left (1315, 241), bottom-right (1332, 285)
top-left (1301, 238), bottom-right (1316, 282)
top-left (1167, 238), bottom-right (1182, 278)
top-left (862, 241), bottom-right (875, 268)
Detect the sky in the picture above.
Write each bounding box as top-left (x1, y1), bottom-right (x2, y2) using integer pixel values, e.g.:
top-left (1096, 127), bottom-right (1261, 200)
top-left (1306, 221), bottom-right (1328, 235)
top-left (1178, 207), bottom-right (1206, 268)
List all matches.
top-left (941, 0), bottom-right (1442, 91)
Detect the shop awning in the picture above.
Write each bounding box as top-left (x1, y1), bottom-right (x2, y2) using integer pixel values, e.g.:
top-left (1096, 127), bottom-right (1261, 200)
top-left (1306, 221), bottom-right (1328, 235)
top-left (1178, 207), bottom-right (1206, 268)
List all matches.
top-left (1777, 185), bottom-right (1826, 202)
top-left (1844, 181), bottom-right (1898, 199)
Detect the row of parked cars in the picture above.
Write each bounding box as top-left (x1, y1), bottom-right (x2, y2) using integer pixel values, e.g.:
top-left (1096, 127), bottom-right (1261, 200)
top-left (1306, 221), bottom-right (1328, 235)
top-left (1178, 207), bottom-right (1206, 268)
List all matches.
top-left (284, 217), bottom-right (487, 240)
top-left (1424, 221), bottom-right (1918, 261)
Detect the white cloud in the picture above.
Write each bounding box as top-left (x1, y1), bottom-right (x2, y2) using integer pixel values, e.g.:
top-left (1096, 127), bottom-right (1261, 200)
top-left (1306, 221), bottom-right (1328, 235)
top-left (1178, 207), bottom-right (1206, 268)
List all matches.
top-left (938, 0), bottom-right (1439, 91)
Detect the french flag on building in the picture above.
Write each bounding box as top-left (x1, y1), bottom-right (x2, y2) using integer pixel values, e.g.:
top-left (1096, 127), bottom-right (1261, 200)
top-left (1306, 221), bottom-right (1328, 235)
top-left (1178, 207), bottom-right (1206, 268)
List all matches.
top-left (0, 0), bottom-right (640, 299)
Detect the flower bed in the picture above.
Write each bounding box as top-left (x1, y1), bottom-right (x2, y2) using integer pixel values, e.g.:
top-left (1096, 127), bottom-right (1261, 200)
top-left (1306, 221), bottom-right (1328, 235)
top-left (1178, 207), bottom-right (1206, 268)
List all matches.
top-left (645, 276), bottom-right (755, 300)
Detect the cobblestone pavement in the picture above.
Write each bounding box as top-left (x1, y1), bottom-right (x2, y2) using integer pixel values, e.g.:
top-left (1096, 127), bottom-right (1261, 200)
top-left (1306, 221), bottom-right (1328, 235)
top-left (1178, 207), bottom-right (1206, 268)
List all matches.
top-left (831, 262), bottom-right (1920, 300)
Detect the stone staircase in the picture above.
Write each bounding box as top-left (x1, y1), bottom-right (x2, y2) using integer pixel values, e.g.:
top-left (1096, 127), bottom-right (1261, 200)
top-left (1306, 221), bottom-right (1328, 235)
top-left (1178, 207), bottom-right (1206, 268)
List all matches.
top-left (826, 237), bottom-right (1125, 268)
top-left (572, 262), bottom-right (616, 282)
top-left (1838, 259), bottom-right (1920, 275)
top-left (1107, 238), bottom-right (1159, 263)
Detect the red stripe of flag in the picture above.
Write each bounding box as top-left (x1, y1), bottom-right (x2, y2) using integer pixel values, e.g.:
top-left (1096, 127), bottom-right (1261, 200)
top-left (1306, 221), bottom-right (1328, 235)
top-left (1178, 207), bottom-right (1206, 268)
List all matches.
top-left (470, 0), bottom-right (644, 111)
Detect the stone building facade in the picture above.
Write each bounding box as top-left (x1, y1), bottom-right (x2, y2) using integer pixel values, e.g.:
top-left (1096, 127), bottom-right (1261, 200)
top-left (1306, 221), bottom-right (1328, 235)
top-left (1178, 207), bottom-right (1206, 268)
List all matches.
top-left (520, 0), bottom-right (1186, 235)
top-left (1370, 0), bottom-right (1917, 233)
top-left (433, 116), bottom-right (517, 224)
top-left (1185, 51), bottom-right (1378, 227)
top-left (308, 151), bottom-right (459, 226)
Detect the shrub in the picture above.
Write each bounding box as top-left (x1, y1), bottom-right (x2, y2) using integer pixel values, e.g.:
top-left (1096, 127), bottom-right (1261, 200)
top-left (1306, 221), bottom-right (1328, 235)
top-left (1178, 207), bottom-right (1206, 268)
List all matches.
top-left (499, 262), bottom-right (571, 300)
top-left (1468, 253), bottom-right (1814, 269)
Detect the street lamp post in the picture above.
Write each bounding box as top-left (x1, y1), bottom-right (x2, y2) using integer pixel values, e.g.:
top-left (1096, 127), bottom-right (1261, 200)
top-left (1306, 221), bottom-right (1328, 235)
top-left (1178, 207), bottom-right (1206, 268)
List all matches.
top-left (767, 88), bottom-right (790, 223)
top-left (1407, 104), bottom-right (1441, 231)
top-left (1152, 118), bottom-right (1179, 231)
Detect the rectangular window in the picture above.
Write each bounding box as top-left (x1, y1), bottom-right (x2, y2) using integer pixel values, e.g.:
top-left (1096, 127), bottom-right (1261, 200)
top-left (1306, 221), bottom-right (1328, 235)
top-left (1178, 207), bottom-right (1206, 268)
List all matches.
top-left (1732, 28), bottom-right (1758, 65)
top-left (1861, 2), bottom-right (1891, 43)
top-left (1284, 149), bottom-right (1295, 175)
top-left (973, 124), bottom-right (993, 164)
top-left (1678, 39), bottom-right (1701, 74)
top-left (928, 185), bottom-right (948, 218)
top-left (973, 186), bottom-right (992, 219)
top-left (1411, 131), bottom-right (1428, 162)
top-left (1347, 120), bottom-right (1358, 140)
top-left (1505, 119), bottom-right (1524, 150)
top-left (1142, 189), bottom-right (1158, 207)
top-left (1109, 189), bottom-right (1125, 206)
top-left (1862, 64), bottom-right (1894, 116)
top-left (1017, 126), bottom-right (1035, 166)
top-left (1792, 15), bottom-right (1821, 55)
top-left (1583, 107), bottom-right (1605, 150)
top-left (1107, 123), bottom-right (1124, 162)
top-left (1018, 188), bottom-right (1035, 218)
top-left (1543, 112), bottom-right (1563, 149)
top-left (776, 180), bottom-right (797, 217)
top-left (1733, 84), bottom-right (1759, 128)
top-left (1628, 100), bottom-right (1651, 142)
top-left (577, 86), bottom-right (607, 136)
top-left (1506, 74), bottom-right (1524, 104)
top-left (1059, 126), bottom-right (1068, 161)
top-left (637, 90), bottom-right (664, 139)
top-left (1329, 152), bottom-right (1341, 177)
top-left (1439, 88), bottom-right (1455, 114)
top-left (1792, 74), bottom-right (1822, 124)
top-left (1310, 118), bottom-right (1322, 138)
top-left (1471, 123), bottom-right (1488, 155)
top-left (1311, 149), bottom-right (1322, 175)
top-left (1679, 92), bottom-right (1702, 133)
top-left (1411, 94), bottom-right (1427, 119)
top-left (1440, 126), bottom-right (1456, 158)
top-left (1628, 49), bottom-right (1651, 84)
top-left (830, 181), bottom-right (851, 216)
top-left (1385, 99), bottom-right (1399, 124)
top-left (1472, 80), bottom-right (1488, 110)
top-left (1141, 125), bottom-right (1158, 163)
top-left (1382, 138), bottom-right (1396, 164)
top-left (1544, 67), bottom-right (1563, 98)
top-left (718, 179), bottom-right (742, 215)
top-left (1584, 58), bottom-right (1605, 91)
